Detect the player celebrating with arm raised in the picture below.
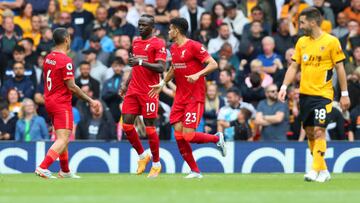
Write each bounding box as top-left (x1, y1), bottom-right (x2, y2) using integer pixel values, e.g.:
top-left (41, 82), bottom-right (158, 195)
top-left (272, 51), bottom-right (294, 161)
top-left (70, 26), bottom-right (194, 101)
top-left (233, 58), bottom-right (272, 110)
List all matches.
top-left (278, 7), bottom-right (350, 183)
top-left (35, 28), bottom-right (101, 179)
top-left (119, 14), bottom-right (167, 178)
top-left (149, 17), bottom-right (226, 179)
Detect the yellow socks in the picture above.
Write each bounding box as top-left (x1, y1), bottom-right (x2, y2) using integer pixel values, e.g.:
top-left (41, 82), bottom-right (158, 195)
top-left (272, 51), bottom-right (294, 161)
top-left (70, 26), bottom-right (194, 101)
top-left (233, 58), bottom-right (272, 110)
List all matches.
top-left (312, 139), bottom-right (327, 171)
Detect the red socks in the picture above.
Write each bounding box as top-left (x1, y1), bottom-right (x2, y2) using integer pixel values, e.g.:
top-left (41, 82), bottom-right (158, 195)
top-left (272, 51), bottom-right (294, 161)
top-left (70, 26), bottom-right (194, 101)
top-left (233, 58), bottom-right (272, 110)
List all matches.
top-left (59, 149), bottom-right (70, 173)
top-left (183, 132), bottom-right (219, 144)
top-left (145, 126), bottom-right (160, 162)
top-left (39, 149), bottom-right (59, 169)
top-left (123, 123), bottom-right (145, 155)
top-left (175, 131), bottom-right (200, 173)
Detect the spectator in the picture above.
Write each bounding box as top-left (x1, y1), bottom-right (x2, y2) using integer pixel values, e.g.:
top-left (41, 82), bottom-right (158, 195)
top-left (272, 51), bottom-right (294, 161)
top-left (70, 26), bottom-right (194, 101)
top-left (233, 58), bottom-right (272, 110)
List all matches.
top-left (332, 12), bottom-right (349, 39)
top-left (217, 87), bottom-right (256, 141)
top-left (75, 61), bottom-right (100, 99)
top-left (43, 0), bottom-right (60, 28)
top-left (19, 38), bottom-right (38, 70)
top-left (348, 67), bottom-right (360, 111)
top-left (108, 48), bottom-right (130, 69)
top-left (220, 108), bottom-right (253, 141)
top-left (15, 98), bottom-right (49, 141)
top-left (84, 5), bottom-right (108, 39)
top-left (208, 23), bottom-right (239, 54)
top-left (71, 0), bottom-right (94, 51)
top-left (52, 11), bottom-right (72, 30)
top-left (245, 59), bottom-right (273, 88)
top-left (223, 0), bottom-right (248, 39)
top-left (125, 0), bottom-right (146, 27)
top-left (37, 27), bottom-right (54, 53)
top-left (286, 86), bottom-right (302, 140)
top-left (0, 9), bottom-right (23, 36)
top-left (273, 18), bottom-right (296, 60)
top-left (349, 104), bottom-right (360, 141)
top-left (257, 36), bottom-right (283, 74)
top-left (218, 69), bottom-right (235, 96)
top-left (6, 88), bottom-right (22, 116)
top-left (153, 0), bottom-right (171, 37)
top-left (74, 35), bottom-right (110, 67)
top-left (343, 0), bottom-right (360, 24)
top-left (345, 46), bottom-right (360, 75)
top-left (33, 51), bottom-right (46, 86)
top-left (58, 0), bottom-right (75, 13)
top-left (179, 0), bottom-right (205, 35)
top-left (1, 62), bottom-right (35, 100)
top-left (204, 82), bottom-right (225, 134)
top-left (239, 20), bottom-right (265, 61)
top-left (280, 0), bottom-right (309, 31)
top-left (118, 35), bottom-right (131, 51)
top-left (192, 12), bottom-right (217, 47)
top-left (76, 100), bottom-right (116, 140)
top-left (84, 24), bottom-right (115, 53)
top-left (325, 107), bottom-right (346, 140)
top-left (239, 0), bottom-right (274, 28)
top-left (241, 72), bottom-right (266, 108)
top-left (13, 2), bottom-right (33, 34)
top-left (211, 1), bottom-right (226, 27)
top-left (101, 57), bottom-right (125, 122)
top-left (23, 15), bottom-right (42, 47)
top-left (242, 5), bottom-right (272, 39)
top-left (0, 16), bottom-right (20, 56)
top-left (255, 84), bottom-right (289, 141)
top-left (76, 84), bottom-right (93, 120)
top-left (80, 48), bottom-right (108, 84)
top-left (314, 0), bottom-right (336, 27)
top-left (0, 0), bottom-right (23, 13)
top-left (0, 100), bottom-right (17, 140)
top-left (340, 20), bottom-right (359, 54)
top-left (113, 5), bottom-right (137, 38)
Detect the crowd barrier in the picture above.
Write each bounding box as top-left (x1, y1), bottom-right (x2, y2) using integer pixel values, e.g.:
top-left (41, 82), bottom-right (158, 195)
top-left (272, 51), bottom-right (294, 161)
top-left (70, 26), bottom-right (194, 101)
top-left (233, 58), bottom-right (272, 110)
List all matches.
top-left (0, 141), bottom-right (359, 174)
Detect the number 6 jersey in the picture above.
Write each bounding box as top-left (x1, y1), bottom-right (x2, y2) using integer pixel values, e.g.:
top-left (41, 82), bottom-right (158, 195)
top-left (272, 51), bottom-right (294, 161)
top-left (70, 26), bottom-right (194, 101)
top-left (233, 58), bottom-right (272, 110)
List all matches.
top-left (43, 51), bottom-right (74, 110)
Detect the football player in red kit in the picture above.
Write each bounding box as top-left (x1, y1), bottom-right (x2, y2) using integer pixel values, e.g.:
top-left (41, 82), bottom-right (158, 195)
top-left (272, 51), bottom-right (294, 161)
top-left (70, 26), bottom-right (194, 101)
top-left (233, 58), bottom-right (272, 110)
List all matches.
top-left (120, 15), bottom-right (167, 178)
top-left (149, 17), bottom-right (226, 179)
top-left (35, 28), bottom-right (100, 178)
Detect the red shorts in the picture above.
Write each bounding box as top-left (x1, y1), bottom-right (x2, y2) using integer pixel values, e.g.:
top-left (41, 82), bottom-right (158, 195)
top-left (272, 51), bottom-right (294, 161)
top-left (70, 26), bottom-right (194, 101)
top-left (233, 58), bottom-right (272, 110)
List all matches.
top-left (170, 101), bottom-right (204, 129)
top-left (46, 108), bottom-right (73, 130)
top-left (122, 93), bottom-right (159, 118)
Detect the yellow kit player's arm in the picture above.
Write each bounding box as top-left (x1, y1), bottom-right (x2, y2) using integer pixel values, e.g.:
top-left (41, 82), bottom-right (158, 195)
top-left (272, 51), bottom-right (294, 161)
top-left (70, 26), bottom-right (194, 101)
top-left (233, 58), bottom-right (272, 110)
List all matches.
top-left (278, 61), bottom-right (300, 102)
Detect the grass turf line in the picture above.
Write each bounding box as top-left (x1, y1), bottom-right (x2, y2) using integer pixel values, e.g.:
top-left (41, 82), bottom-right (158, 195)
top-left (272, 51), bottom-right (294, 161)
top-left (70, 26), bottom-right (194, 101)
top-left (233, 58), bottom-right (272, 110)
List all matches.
top-left (0, 173), bottom-right (359, 203)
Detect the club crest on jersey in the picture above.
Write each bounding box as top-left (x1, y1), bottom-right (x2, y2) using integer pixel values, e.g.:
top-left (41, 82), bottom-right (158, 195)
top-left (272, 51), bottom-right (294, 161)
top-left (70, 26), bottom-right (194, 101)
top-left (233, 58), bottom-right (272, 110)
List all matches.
top-left (145, 44), bottom-right (150, 51)
top-left (181, 50), bottom-right (186, 58)
top-left (200, 46), bottom-right (206, 53)
top-left (66, 63), bottom-right (73, 70)
top-left (159, 47), bottom-right (166, 54)
top-left (320, 46), bottom-right (325, 51)
top-left (302, 54), bottom-right (309, 62)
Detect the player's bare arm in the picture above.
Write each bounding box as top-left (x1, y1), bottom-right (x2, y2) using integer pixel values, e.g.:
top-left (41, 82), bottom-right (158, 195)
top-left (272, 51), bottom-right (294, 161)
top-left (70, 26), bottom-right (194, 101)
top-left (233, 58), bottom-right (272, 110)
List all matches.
top-left (65, 78), bottom-right (100, 112)
top-left (120, 71), bottom-right (132, 97)
top-left (148, 65), bottom-right (175, 98)
top-left (278, 61), bottom-right (300, 102)
top-left (185, 57), bottom-right (218, 83)
top-left (129, 56), bottom-right (166, 73)
top-left (335, 62), bottom-right (351, 110)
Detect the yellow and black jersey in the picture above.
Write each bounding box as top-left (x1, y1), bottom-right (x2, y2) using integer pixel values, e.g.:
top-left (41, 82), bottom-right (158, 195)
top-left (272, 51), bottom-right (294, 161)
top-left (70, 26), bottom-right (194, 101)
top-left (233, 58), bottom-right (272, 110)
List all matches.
top-left (292, 33), bottom-right (345, 100)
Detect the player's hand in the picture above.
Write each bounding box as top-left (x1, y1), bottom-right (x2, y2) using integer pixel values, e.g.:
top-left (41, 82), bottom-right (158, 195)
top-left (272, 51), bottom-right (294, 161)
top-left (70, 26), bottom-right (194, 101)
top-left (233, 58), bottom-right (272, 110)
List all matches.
top-left (185, 73), bottom-right (200, 83)
top-left (119, 86), bottom-right (127, 98)
top-left (340, 96), bottom-right (350, 111)
top-left (90, 100), bottom-right (101, 114)
top-left (278, 89), bottom-right (287, 102)
top-left (148, 83), bottom-right (163, 98)
top-left (129, 56), bottom-right (139, 66)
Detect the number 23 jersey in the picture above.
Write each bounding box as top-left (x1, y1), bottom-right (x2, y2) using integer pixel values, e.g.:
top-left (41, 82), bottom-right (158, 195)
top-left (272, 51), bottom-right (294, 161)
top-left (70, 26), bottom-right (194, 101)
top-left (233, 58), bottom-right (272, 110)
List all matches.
top-left (43, 51), bottom-right (74, 110)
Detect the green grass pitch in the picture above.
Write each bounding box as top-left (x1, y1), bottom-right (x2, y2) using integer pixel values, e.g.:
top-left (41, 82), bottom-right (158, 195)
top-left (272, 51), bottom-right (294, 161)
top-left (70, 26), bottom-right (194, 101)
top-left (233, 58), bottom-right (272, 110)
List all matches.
top-left (1, 173), bottom-right (359, 203)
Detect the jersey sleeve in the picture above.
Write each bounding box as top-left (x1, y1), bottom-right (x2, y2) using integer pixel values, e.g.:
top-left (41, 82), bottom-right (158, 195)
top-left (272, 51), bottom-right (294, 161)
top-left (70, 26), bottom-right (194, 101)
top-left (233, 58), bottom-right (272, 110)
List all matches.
top-left (192, 41), bottom-right (210, 63)
top-left (292, 38), bottom-right (302, 64)
top-left (330, 38), bottom-right (346, 64)
top-left (154, 40), bottom-right (167, 62)
top-left (62, 57), bottom-right (75, 80)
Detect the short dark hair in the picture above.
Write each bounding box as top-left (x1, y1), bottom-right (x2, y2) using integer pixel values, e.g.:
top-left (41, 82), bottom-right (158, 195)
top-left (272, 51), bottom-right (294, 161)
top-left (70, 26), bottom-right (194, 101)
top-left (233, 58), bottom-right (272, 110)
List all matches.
top-left (53, 27), bottom-right (69, 45)
top-left (251, 5), bottom-right (263, 13)
top-left (13, 45), bottom-right (25, 53)
top-left (170, 17), bottom-right (188, 35)
top-left (111, 16), bottom-right (122, 27)
top-left (219, 22), bottom-right (229, 30)
top-left (140, 14), bottom-right (155, 25)
top-left (299, 7), bottom-right (323, 26)
top-left (79, 61), bottom-right (90, 67)
top-left (112, 57), bottom-right (125, 66)
top-left (0, 100), bottom-right (9, 111)
top-left (13, 61), bottom-right (24, 69)
top-left (220, 69), bottom-right (232, 77)
top-left (249, 72), bottom-right (262, 88)
top-left (227, 87), bottom-right (241, 97)
top-left (22, 37), bottom-right (34, 45)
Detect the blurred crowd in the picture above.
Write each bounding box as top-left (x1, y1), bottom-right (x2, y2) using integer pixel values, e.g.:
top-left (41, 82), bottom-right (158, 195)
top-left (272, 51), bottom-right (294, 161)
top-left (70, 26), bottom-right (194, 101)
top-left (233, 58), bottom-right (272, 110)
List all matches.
top-left (0, 0), bottom-right (359, 142)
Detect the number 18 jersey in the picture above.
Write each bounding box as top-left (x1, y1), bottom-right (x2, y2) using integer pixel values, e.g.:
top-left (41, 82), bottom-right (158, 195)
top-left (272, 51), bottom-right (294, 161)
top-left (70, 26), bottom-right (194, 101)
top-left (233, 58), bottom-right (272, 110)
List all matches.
top-left (43, 51), bottom-right (74, 110)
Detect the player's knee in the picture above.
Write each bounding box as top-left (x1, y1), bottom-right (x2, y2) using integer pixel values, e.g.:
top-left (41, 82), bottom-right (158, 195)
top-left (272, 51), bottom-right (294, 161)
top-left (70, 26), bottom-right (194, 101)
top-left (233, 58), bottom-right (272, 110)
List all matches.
top-left (183, 132), bottom-right (195, 142)
top-left (122, 123), bottom-right (135, 132)
top-left (145, 126), bottom-right (156, 135)
top-left (314, 127), bottom-right (326, 139)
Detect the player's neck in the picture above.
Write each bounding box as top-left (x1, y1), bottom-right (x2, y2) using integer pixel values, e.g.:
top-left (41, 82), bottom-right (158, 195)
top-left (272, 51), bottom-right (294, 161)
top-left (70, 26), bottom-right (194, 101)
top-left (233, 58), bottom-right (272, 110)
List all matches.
top-left (141, 34), bottom-right (153, 40)
top-left (175, 35), bottom-right (188, 46)
top-left (310, 28), bottom-right (323, 40)
top-left (53, 45), bottom-right (68, 54)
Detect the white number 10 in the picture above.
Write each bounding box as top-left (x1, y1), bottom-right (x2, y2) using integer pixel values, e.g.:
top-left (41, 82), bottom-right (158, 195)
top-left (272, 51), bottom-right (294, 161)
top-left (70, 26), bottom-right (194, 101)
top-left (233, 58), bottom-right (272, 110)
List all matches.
top-left (146, 102), bottom-right (156, 113)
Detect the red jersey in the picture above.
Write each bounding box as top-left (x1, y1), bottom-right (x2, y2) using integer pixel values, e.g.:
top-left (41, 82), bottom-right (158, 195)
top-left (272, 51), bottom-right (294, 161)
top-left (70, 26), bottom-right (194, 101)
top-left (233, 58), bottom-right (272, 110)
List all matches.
top-left (127, 36), bottom-right (167, 95)
top-left (170, 39), bottom-right (210, 104)
top-left (43, 51), bottom-right (74, 109)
